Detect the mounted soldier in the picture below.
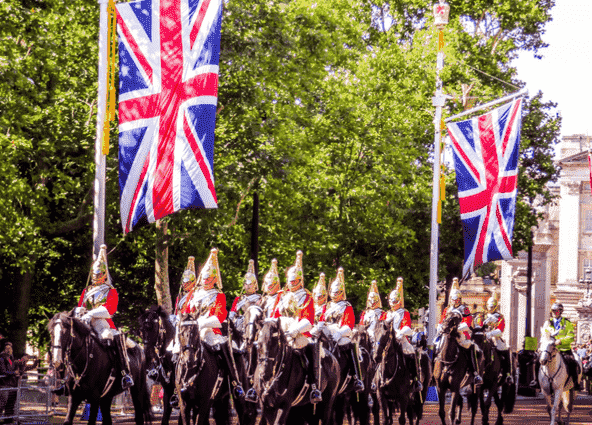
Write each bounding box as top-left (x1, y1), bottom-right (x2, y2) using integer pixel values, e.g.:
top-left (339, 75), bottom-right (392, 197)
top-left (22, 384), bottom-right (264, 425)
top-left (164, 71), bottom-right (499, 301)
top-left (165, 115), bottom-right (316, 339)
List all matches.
top-left (73, 244), bottom-right (134, 391)
top-left (173, 256), bottom-right (198, 323)
top-left (319, 267), bottom-right (364, 393)
top-left (384, 277), bottom-right (422, 392)
top-left (272, 250), bottom-right (323, 404)
top-left (359, 280), bottom-right (386, 344)
top-left (474, 292), bottom-right (514, 384)
top-left (229, 259), bottom-right (262, 331)
top-left (437, 277), bottom-right (483, 385)
top-left (182, 248), bottom-right (246, 399)
top-left (541, 302), bottom-right (582, 390)
top-left (311, 272), bottom-right (328, 329)
top-left (260, 259), bottom-right (283, 318)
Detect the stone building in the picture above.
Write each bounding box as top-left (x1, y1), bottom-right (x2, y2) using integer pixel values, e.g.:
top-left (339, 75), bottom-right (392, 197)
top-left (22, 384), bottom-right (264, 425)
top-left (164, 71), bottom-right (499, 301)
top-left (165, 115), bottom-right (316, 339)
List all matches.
top-left (438, 135), bottom-right (592, 351)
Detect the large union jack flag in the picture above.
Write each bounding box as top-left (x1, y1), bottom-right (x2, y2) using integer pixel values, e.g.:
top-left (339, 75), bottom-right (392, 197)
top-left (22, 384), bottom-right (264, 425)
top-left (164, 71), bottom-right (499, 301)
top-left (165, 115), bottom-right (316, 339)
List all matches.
top-left (116, 0), bottom-right (222, 233)
top-left (447, 98), bottom-right (523, 276)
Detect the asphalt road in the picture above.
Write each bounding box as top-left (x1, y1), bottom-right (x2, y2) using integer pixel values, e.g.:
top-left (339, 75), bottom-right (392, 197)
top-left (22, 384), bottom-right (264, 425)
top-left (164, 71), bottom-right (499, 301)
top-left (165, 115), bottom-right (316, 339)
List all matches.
top-left (43, 393), bottom-right (592, 424)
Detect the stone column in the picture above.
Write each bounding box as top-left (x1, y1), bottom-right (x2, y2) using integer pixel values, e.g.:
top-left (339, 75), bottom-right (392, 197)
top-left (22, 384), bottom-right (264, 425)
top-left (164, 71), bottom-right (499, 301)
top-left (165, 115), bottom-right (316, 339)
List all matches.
top-left (557, 181), bottom-right (581, 288)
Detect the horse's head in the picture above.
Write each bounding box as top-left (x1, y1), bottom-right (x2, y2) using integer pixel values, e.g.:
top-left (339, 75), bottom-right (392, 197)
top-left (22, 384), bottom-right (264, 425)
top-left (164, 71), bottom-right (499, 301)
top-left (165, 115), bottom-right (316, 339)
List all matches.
top-left (47, 309), bottom-right (91, 370)
top-left (352, 324), bottom-right (371, 351)
top-left (539, 328), bottom-right (559, 366)
top-left (244, 305), bottom-right (264, 346)
top-left (373, 319), bottom-right (392, 363)
top-left (138, 306), bottom-right (161, 349)
top-left (257, 318), bottom-right (285, 382)
top-left (177, 313), bottom-right (201, 362)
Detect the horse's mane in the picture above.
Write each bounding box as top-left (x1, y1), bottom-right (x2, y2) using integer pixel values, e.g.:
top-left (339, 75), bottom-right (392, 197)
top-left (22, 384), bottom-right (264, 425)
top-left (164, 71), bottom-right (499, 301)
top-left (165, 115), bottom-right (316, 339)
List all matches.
top-left (48, 310), bottom-right (92, 338)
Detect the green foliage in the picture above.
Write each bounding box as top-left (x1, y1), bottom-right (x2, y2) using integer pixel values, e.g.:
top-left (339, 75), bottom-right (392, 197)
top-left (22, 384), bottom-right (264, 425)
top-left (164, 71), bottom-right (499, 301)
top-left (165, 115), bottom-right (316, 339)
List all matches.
top-left (0, 0), bottom-right (560, 352)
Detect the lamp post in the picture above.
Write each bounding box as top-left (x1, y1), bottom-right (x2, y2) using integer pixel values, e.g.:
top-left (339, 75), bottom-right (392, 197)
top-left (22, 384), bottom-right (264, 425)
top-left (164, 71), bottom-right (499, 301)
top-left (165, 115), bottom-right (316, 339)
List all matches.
top-left (427, 0), bottom-right (450, 348)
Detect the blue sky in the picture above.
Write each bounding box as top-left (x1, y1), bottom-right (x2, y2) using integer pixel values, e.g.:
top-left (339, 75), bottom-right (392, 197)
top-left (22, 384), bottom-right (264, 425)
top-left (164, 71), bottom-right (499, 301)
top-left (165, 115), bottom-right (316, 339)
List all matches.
top-left (513, 0), bottom-right (592, 139)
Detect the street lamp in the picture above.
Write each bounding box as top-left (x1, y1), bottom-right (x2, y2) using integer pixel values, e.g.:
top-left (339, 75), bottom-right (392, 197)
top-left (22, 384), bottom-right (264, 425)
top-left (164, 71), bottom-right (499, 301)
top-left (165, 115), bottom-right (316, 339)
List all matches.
top-left (579, 267), bottom-right (592, 297)
top-left (427, 0), bottom-right (450, 349)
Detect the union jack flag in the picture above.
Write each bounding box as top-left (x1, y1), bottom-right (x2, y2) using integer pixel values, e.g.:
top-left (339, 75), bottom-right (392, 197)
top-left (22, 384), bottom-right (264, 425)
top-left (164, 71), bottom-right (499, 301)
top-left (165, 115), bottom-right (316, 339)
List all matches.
top-left (116, 0), bottom-right (222, 233)
top-left (447, 98), bottom-right (523, 276)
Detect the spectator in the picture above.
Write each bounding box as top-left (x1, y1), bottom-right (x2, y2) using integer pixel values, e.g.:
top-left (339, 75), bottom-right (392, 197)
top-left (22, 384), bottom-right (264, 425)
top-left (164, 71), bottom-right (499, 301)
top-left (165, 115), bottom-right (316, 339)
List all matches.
top-left (577, 344), bottom-right (588, 360)
top-left (0, 340), bottom-right (18, 424)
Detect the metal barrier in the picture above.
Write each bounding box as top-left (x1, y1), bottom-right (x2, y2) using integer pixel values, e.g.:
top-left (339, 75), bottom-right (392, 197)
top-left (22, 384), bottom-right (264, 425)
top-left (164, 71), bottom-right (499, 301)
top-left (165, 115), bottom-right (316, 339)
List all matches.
top-left (0, 369), bottom-right (54, 424)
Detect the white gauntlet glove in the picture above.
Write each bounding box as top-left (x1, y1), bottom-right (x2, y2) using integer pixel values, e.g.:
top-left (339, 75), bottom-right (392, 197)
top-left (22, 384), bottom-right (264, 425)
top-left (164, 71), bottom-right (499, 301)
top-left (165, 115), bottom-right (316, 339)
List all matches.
top-left (197, 316), bottom-right (221, 329)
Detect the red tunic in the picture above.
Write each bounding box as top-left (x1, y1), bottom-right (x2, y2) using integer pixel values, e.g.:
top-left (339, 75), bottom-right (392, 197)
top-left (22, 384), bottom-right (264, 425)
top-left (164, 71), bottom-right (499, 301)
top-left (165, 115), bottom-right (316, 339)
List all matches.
top-left (184, 290), bottom-right (227, 335)
top-left (272, 290), bottom-right (315, 338)
top-left (320, 302), bottom-right (355, 330)
top-left (475, 312), bottom-right (505, 332)
top-left (440, 305), bottom-right (472, 339)
top-left (359, 309), bottom-right (387, 325)
top-left (78, 287), bottom-right (118, 329)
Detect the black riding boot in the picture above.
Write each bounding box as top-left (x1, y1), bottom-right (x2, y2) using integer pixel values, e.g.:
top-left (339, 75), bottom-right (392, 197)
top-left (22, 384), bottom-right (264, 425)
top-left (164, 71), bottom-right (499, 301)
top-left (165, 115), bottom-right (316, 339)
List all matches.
top-left (498, 349), bottom-right (514, 384)
top-left (219, 343), bottom-right (245, 399)
top-left (466, 345), bottom-right (483, 385)
top-left (348, 346), bottom-right (364, 392)
top-left (405, 353), bottom-right (422, 392)
top-left (307, 342), bottom-right (322, 404)
top-left (115, 334), bottom-right (134, 389)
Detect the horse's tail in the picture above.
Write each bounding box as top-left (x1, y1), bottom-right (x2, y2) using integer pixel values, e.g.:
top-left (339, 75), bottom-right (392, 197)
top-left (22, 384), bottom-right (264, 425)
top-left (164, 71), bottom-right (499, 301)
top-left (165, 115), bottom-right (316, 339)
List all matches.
top-left (501, 380), bottom-right (516, 413)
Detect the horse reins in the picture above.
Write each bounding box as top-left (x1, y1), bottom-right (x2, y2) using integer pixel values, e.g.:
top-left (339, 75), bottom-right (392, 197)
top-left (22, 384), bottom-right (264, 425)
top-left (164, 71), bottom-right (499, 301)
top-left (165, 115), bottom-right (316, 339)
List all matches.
top-left (379, 326), bottom-right (400, 389)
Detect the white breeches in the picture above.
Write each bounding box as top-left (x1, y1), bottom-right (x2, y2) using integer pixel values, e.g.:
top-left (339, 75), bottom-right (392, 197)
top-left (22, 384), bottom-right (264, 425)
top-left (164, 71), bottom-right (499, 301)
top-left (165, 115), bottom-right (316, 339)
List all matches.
top-left (91, 318), bottom-right (118, 339)
top-left (398, 336), bottom-right (415, 355)
top-left (488, 336), bottom-right (508, 351)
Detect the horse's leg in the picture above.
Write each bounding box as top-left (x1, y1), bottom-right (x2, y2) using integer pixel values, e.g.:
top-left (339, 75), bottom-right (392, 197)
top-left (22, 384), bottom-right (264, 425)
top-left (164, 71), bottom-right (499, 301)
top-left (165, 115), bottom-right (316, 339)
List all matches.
top-left (492, 386), bottom-right (504, 425)
top-left (449, 391), bottom-right (459, 425)
top-left (161, 384), bottom-right (173, 425)
top-left (437, 386), bottom-right (447, 425)
top-left (177, 397), bottom-right (192, 425)
top-left (86, 401), bottom-right (100, 425)
top-left (99, 397), bottom-right (114, 425)
top-left (457, 390), bottom-right (465, 425)
top-left (466, 386), bottom-right (477, 425)
top-left (212, 396), bottom-right (229, 425)
top-left (371, 393), bottom-right (380, 425)
top-left (398, 398), bottom-right (408, 425)
top-left (63, 395), bottom-right (83, 425)
top-left (481, 386), bottom-right (491, 425)
top-left (551, 388), bottom-right (563, 425)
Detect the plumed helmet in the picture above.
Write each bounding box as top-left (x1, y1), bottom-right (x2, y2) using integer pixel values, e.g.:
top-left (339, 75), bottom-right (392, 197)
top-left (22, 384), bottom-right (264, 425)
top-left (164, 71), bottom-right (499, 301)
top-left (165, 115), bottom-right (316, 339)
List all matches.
top-left (551, 302), bottom-right (564, 313)
top-left (244, 259), bottom-right (258, 292)
top-left (366, 280), bottom-right (382, 309)
top-left (449, 277), bottom-right (462, 305)
top-left (92, 244), bottom-right (112, 287)
top-left (199, 248), bottom-right (222, 290)
top-left (263, 259), bottom-right (281, 295)
top-left (330, 267), bottom-right (346, 302)
top-left (389, 277), bottom-right (404, 310)
top-left (182, 256), bottom-right (197, 291)
top-left (286, 251), bottom-right (304, 291)
top-left (486, 291), bottom-right (500, 313)
top-left (313, 273), bottom-right (327, 306)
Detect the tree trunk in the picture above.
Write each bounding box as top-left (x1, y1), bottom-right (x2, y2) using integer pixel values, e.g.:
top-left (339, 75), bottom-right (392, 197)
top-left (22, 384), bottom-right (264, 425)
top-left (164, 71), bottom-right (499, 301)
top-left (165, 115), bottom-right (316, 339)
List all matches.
top-left (8, 254), bottom-right (37, 359)
top-left (250, 191), bottom-right (260, 276)
top-left (155, 219), bottom-right (173, 314)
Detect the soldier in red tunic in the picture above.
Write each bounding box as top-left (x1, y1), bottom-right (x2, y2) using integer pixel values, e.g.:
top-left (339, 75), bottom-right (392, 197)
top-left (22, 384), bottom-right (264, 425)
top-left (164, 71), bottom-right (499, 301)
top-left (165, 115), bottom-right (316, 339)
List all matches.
top-left (319, 267), bottom-right (364, 392)
top-left (437, 278), bottom-right (483, 385)
top-left (260, 259), bottom-right (283, 318)
top-left (359, 280), bottom-right (386, 344)
top-left (229, 259), bottom-right (262, 331)
top-left (474, 292), bottom-right (513, 384)
top-left (76, 245), bottom-right (134, 390)
top-left (311, 273), bottom-right (327, 327)
top-left (272, 251), bottom-right (323, 403)
top-left (184, 248), bottom-right (246, 399)
top-left (385, 277), bottom-right (421, 392)
top-left (173, 256), bottom-right (198, 320)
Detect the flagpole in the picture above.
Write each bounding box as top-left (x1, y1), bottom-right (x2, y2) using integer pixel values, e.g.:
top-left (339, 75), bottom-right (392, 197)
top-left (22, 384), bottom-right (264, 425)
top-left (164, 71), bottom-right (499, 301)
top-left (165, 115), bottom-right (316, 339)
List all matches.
top-left (444, 87), bottom-right (528, 123)
top-left (427, 1), bottom-right (450, 348)
top-left (93, 0), bottom-right (109, 260)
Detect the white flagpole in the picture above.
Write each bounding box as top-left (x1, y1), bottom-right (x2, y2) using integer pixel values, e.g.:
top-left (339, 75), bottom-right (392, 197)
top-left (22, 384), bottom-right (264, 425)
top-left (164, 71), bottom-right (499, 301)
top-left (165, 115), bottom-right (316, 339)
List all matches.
top-left (93, 0), bottom-right (109, 260)
top-left (444, 88), bottom-right (528, 123)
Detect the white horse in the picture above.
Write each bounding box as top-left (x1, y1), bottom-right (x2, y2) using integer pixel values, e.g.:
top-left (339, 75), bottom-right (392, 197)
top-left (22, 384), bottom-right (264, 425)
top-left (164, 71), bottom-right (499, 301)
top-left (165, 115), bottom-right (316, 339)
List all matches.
top-left (538, 328), bottom-right (573, 425)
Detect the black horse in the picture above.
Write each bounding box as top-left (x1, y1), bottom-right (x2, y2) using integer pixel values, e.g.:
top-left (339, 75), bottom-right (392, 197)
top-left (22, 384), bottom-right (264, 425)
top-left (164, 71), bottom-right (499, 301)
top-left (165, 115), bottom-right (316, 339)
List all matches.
top-left (345, 325), bottom-right (378, 425)
top-left (138, 306), bottom-right (176, 425)
top-left (468, 324), bottom-right (515, 425)
top-left (372, 319), bottom-right (413, 425)
top-left (175, 313), bottom-right (256, 425)
top-left (433, 311), bottom-right (473, 425)
top-left (48, 310), bottom-right (151, 425)
top-left (253, 318), bottom-right (340, 425)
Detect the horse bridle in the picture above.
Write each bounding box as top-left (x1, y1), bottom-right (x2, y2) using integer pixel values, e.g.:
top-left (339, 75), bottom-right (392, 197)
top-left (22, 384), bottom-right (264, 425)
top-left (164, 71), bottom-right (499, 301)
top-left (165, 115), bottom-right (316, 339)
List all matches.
top-left (178, 319), bottom-right (205, 387)
top-left (377, 324), bottom-right (400, 388)
top-left (259, 324), bottom-right (288, 397)
top-left (53, 316), bottom-right (93, 390)
top-left (145, 314), bottom-right (169, 383)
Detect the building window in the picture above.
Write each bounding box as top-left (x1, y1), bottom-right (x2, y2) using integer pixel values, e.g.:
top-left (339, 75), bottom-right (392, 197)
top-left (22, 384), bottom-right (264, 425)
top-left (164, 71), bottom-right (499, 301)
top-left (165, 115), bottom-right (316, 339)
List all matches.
top-left (585, 209), bottom-right (592, 232)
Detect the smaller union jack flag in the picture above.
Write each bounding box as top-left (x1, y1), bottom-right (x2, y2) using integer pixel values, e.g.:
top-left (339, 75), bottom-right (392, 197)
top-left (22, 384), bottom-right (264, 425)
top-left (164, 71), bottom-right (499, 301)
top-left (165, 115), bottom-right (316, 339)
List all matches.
top-left (447, 98), bottom-right (523, 276)
top-left (116, 0), bottom-right (222, 233)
